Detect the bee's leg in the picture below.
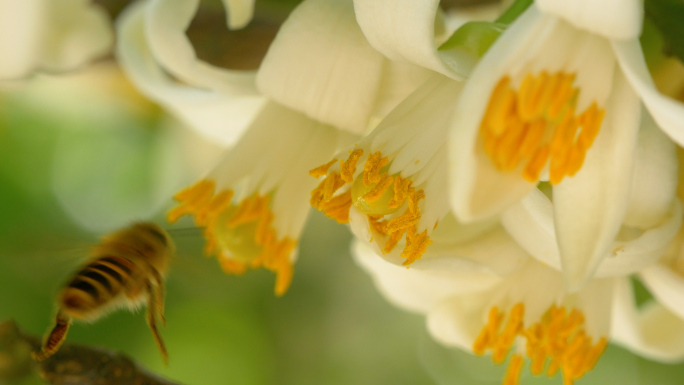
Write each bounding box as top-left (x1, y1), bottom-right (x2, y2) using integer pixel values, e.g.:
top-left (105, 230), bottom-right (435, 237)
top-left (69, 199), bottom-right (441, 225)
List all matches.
top-left (146, 281), bottom-right (168, 366)
top-left (150, 268), bottom-right (166, 326)
top-left (33, 310), bottom-right (71, 361)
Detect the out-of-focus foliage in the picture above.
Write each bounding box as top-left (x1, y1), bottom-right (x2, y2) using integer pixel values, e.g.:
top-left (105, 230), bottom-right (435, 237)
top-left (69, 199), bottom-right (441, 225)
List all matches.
top-left (645, 0), bottom-right (684, 64)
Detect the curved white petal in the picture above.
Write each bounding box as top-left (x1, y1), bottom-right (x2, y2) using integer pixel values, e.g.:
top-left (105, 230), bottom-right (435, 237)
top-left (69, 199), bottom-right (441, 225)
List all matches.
top-left (640, 263), bottom-right (684, 321)
top-left (256, 0), bottom-right (385, 134)
top-left (623, 112), bottom-right (678, 228)
top-left (427, 293), bottom-right (490, 352)
top-left (353, 0), bottom-right (466, 79)
top-left (0, 0), bottom-right (43, 79)
top-left (369, 60), bottom-right (433, 125)
top-left (553, 70), bottom-right (641, 291)
top-left (145, 0), bottom-right (256, 93)
top-left (0, 0), bottom-right (113, 79)
top-left (614, 39), bottom-right (684, 147)
top-left (428, 261), bottom-right (613, 352)
top-left (449, 7), bottom-right (551, 222)
top-left (502, 191), bottom-right (683, 278)
top-left (414, 222), bottom-right (529, 277)
top-left (537, 0), bottom-right (642, 40)
top-left (220, 0), bottom-right (255, 30)
top-left (612, 278), bottom-right (684, 362)
top-left (353, 241), bottom-right (501, 314)
top-left (116, 1), bottom-right (264, 146)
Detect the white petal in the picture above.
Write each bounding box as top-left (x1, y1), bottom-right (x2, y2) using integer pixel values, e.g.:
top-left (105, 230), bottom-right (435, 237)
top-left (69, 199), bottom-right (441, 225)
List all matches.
top-left (640, 263), bottom-right (684, 321)
top-left (614, 39), bottom-right (684, 147)
top-left (623, 112), bottom-right (678, 228)
top-left (353, 0), bottom-right (466, 79)
top-left (503, 190), bottom-right (683, 278)
top-left (116, 1), bottom-right (264, 146)
top-left (427, 293), bottom-right (490, 352)
top-left (612, 278), bottom-right (684, 362)
top-left (598, 200), bottom-right (682, 277)
top-left (220, 0), bottom-right (254, 30)
top-left (39, 0), bottom-right (113, 72)
top-left (145, 0), bottom-right (256, 93)
top-left (369, 60), bottom-right (433, 125)
top-left (414, 217), bottom-right (529, 277)
top-left (0, 0), bottom-right (43, 79)
top-left (0, 0), bottom-right (113, 79)
top-left (537, 0), bottom-right (642, 40)
top-left (449, 7), bottom-right (551, 222)
top-left (552, 70), bottom-right (641, 291)
top-left (256, 0), bottom-right (384, 134)
top-left (353, 240), bottom-right (500, 314)
top-left (502, 189), bottom-right (562, 270)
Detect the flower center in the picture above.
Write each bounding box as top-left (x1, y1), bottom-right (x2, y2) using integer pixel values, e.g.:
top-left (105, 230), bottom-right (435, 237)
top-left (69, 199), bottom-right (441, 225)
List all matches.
top-left (310, 149), bottom-right (432, 266)
top-left (473, 304), bottom-right (607, 385)
top-left (479, 72), bottom-right (605, 184)
top-left (167, 180), bottom-right (295, 296)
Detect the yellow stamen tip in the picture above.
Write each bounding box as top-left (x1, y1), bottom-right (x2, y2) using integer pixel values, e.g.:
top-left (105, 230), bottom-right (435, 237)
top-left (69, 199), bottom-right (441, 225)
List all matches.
top-left (309, 158), bottom-right (338, 178)
top-left (480, 72), bottom-right (605, 185)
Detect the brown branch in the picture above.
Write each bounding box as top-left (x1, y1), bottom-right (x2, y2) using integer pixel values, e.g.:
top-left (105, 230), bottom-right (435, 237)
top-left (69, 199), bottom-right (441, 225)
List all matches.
top-left (0, 320), bottom-right (182, 385)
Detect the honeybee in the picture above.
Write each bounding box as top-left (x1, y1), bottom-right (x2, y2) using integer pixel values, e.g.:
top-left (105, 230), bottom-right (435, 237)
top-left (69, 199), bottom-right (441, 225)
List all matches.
top-left (33, 222), bottom-right (174, 364)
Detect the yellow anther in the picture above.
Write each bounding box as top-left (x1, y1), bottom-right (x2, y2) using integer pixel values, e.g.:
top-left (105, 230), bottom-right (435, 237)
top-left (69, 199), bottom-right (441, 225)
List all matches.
top-left (173, 179), bottom-right (214, 201)
top-left (340, 149), bottom-right (364, 183)
top-left (202, 229), bottom-right (218, 256)
top-left (322, 192), bottom-right (353, 224)
top-left (388, 177), bottom-right (413, 209)
top-left (219, 256), bottom-right (247, 275)
top-left (483, 76), bottom-right (516, 136)
top-left (479, 71), bottom-right (605, 185)
top-left (322, 172), bottom-right (346, 202)
top-left (274, 261), bottom-right (294, 297)
top-left (408, 190), bottom-right (425, 215)
top-left (518, 120), bottom-right (545, 159)
top-left (196, 190), bottom-right (234, 226)
top-left (227, 195), bottom-right (268, 227)
top-left (167, 179), bottom-right (216, 224)
top-left (503, 354), bottom-right (524, 385)
top-left (401, 228), bottom-right (431, 265)
top-left (362, 175), bottom-right (394, 202)
top-left (494, 115), bottom-right (526, 171)
top-left (386, 211), bottom-right (420, 233)
top-left (474, 303), bottom-right (606, 385)
top-left (383, 229), bottom-right (405, 254)
top-left (368, 216), bottom-right (389, 236)
top-left (309, 158), bottom-right (338, 178)
top-left (364, 152), bottom-right (389, 185)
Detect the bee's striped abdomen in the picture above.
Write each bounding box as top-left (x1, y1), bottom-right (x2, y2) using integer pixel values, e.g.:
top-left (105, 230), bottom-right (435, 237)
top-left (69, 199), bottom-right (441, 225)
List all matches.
top-left (60, 255), bottom-right (137, 319)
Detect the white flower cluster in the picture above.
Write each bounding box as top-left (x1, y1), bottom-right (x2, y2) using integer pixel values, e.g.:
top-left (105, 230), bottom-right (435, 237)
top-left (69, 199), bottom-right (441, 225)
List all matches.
top-left (10, 0), bottom-right (684, 383)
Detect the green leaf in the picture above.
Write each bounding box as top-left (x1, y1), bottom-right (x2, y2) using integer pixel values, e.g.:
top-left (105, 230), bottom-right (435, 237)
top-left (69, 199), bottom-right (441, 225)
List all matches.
top-left (438, 0), bottom-right (532, 61)
top-left (438, 21), bottom-right (506, 55)
top-left (495, 0), bottom-right (533, 25)
top-left (645, 0), bottom-right (684, 64)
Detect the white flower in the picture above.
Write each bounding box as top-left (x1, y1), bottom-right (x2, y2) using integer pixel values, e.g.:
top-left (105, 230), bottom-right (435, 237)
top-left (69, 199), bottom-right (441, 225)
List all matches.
top-left (119, 0), bottom-right (431, 294)
top-left (116, 0), bottom-right (264, 146)
top-left (354, 236), bottom-right (616, 385)
top-left (309, 76), bottom-right (464, 266)
top-left (0, 0), bottom-right (112, 79)
top-left (354, 0), bottom-right (684, 290)
top-left (354, 194), bottom-right (684, 385)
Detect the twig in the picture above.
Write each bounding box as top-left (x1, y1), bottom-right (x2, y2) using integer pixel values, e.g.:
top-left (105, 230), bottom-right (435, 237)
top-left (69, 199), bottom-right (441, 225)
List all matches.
top-left (0, 319), bottom-right (182, 385)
